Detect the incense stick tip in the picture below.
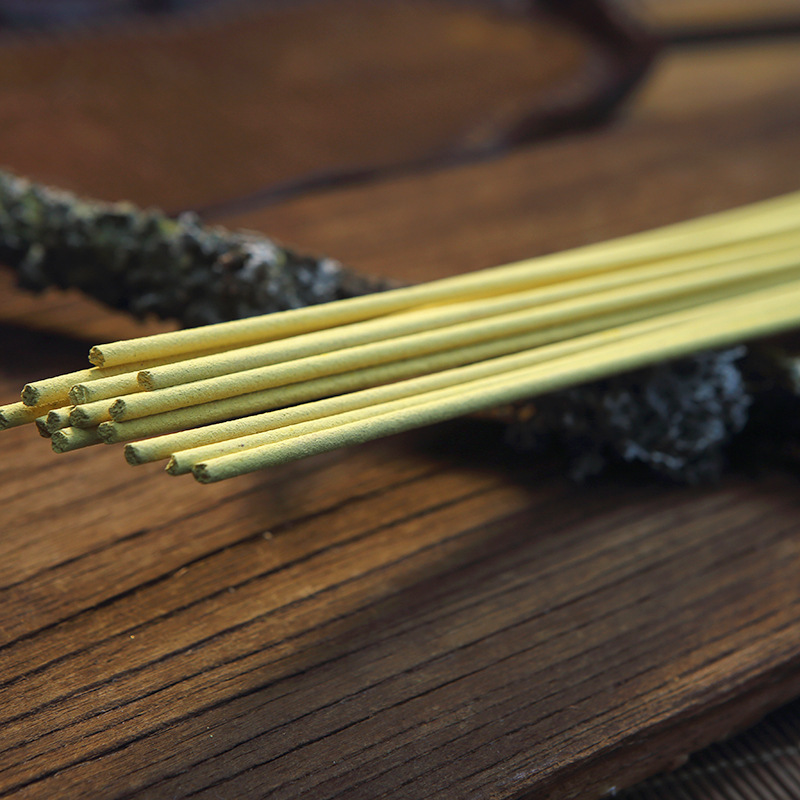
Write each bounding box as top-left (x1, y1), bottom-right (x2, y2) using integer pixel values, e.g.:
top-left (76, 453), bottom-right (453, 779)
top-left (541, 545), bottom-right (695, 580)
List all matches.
top-left (165, 455), bottom-right (180, 475)
top-left (69, 384), bottom-right (89, 404)
top-left (109, 398), bottom-right (127, 421)
top-left (97, 422), bottom-right (116, 443)
top-left (52, 426), bottom-right (103, 452)
top-left (45, 408), bottom-right (72, 433)
top-left (88, 346), bottom-right (105, 367)
top-left (21, 384), bottom-right (40, 406)
top-left (137, 370), bottom-right (156, 391)
top-left (192, 463), bottom-right (215, 483)
top-left (124, 444), bottom-right (145, 466)
top-left (51, 429), bottom-right (70, 453)
top-left (34, 416), bottom-right (51, 438)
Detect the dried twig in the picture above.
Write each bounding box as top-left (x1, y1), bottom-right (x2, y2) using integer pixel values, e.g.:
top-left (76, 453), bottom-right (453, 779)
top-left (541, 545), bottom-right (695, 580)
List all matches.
top-left (0, 170), bottom-right (389, 328)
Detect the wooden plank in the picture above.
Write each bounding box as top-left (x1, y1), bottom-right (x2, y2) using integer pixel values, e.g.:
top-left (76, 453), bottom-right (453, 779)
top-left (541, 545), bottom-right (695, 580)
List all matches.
top-left (0, 1), bottom-right (582, 211)
top-left (226, 40), bottom-right (800, 284)
top-left (1, 38), bottom-right (800, 800)
top-left (636, 0), bottom-right (800, 29)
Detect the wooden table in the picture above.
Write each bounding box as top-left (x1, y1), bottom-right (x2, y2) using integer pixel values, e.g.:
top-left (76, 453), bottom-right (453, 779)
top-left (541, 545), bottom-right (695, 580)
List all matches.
top-left (2, 6), bottom-right (800, 798)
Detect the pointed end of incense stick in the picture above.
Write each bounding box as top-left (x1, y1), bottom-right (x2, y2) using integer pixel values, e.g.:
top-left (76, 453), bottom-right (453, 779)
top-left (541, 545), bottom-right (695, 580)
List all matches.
top-left (45, 409), bottom-right (71, 434)
top-left (69, 384), bottom-right (89, 404)
top-left (51, 430), bottom-right (70, 453)
top-left (125, 444), bottom-right (145, 466)
top-left (52, 426), bottom-right (103, 452)
top-left (35, 416), bottom-right (51, 438)
top-left (21, 384), bottom-right (40, 406)
top-left (165, 455), bottom-right (181, 475)
top-left (137, 370), bottom-right (156, 391)
top-left (88, 346), bottom-right (105, 367)
top-left (109, 398), bottom-right (127, 421)
top-left (192, 462), bottom-right (215, 483)
top-left (97, 422), bottom-right (116, 443)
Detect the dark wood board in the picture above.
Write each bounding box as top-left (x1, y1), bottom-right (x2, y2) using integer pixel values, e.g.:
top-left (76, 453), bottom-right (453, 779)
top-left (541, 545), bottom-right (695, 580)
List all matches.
top-left (637, 0), bottom-right (800, 30)
top-left (0, 1), bottom-right (583, 212)
top-left (1, 28), bottom-right (800, 800)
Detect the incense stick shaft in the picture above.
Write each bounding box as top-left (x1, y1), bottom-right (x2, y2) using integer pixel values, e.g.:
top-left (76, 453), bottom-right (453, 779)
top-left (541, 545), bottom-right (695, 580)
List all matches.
top-left (91, 192), bottom-right (800, 368)
top-left (45, 406), bottom-right (75, 434)
top-left (0, 400), bottom-right (61, 429)
top-left (115, 254), bottom-right (800, 422)
top-left (69, 372), bottom-right (142, 404)
top-left (70, 399), bottom-right (115, 428)
top-left (51, 427), bottom-right (103, 453)
top-left (194, 281), bottom-right (800, 483)
top-left (168, 381), bottom-right (483, 473)
top-left (140, 228), bottom-right (800, 391)
top-left (108, 284), bottom-right (759, 452)
top-left (157, 293), bottom-right (735, 469)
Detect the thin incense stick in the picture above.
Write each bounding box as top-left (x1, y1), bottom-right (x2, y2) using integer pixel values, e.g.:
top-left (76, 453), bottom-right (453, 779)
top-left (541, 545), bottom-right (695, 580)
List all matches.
top-left (114, 291), bottom-right (709, 453)
top-left (166, 384), bottom-right (470, 474)
top-left (23, 360), bottom-right (160, 407)
top-left (90, 191), bottom-right (800, 368)
top-left (166, 318), bottom-right (696, 474)
top-left (192, 278), bottom-right (800, 483)
top-left (45, 406), bottom-right (75, 434)
top-left (34, 416), bottom-right (51, 438)
top-left (22, 367), bottom-right (101, 407)
top-left (68, 343), bottom-right (227, 403)
top-left (0, 400), bottom-right (62, 429)
top-left (153, 286), bottom-right (763, 470)
top-left (69, 372), bottom-right (142, 404)
top-left (23, 345), bottom-right (226, 406)
top-left (69, 398), bottom-right (115, 428)
top-left (51, 427), bottom-right (103, 453)
top-left (113, 253), bottom-right (800, 422)
top-left (139, 228), bottom-right (800, 391)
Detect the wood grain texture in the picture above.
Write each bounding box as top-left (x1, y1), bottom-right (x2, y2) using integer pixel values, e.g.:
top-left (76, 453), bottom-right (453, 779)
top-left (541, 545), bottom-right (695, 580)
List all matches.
top-left (636, 0), bottom-right (800, 29)
top-left (1, 29), bottom-right (800, 800)
top-left (0, 1), bottom-right (581, 211)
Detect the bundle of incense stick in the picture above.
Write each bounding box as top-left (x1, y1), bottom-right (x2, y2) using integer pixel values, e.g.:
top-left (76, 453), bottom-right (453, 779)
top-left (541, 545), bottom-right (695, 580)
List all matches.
top-left (2, 191), bottom-right (800, 484)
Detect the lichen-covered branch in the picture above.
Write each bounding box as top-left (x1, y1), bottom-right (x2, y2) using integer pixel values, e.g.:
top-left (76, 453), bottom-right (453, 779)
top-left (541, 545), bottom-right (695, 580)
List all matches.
top-left (504, 344), bottom-right (800, 482)
top-left (0, 170), bottom-right (389, 328)
top-left (505, 347), bottom-right (752, 483)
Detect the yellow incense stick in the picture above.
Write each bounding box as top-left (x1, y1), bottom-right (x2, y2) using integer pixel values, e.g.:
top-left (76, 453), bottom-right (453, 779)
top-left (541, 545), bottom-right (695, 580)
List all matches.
top-left (89, 191), bottom-right (800, 368)
top-left (34, 416), bottom-right (51, 438)
top-left (139, 228), bottom-right (800, 391)
top-left (152, 285), bottom-right (770, 470)
top-left (51, 427), bottom-right (103, 453)
top-left (69, 372), bottom-right (142, 405)
top-left (69, 398), bottom-right (115, 428)
top-left (0, 400), bottom-right (62, 429)
top-left (113, 253), bottom-right (800, 422)
top-left (68, 343), bottom-right (227, 403)
top-left (45, 406), bottom-right (75, 434)
top-left (192, 278), bottom-right (800, 483)
top-left (112, 292), bottom-right (707, 454)
top-left (166, 321), bottom-right (694, 474)
top-left (22, 367), bottom-right (102, 407)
